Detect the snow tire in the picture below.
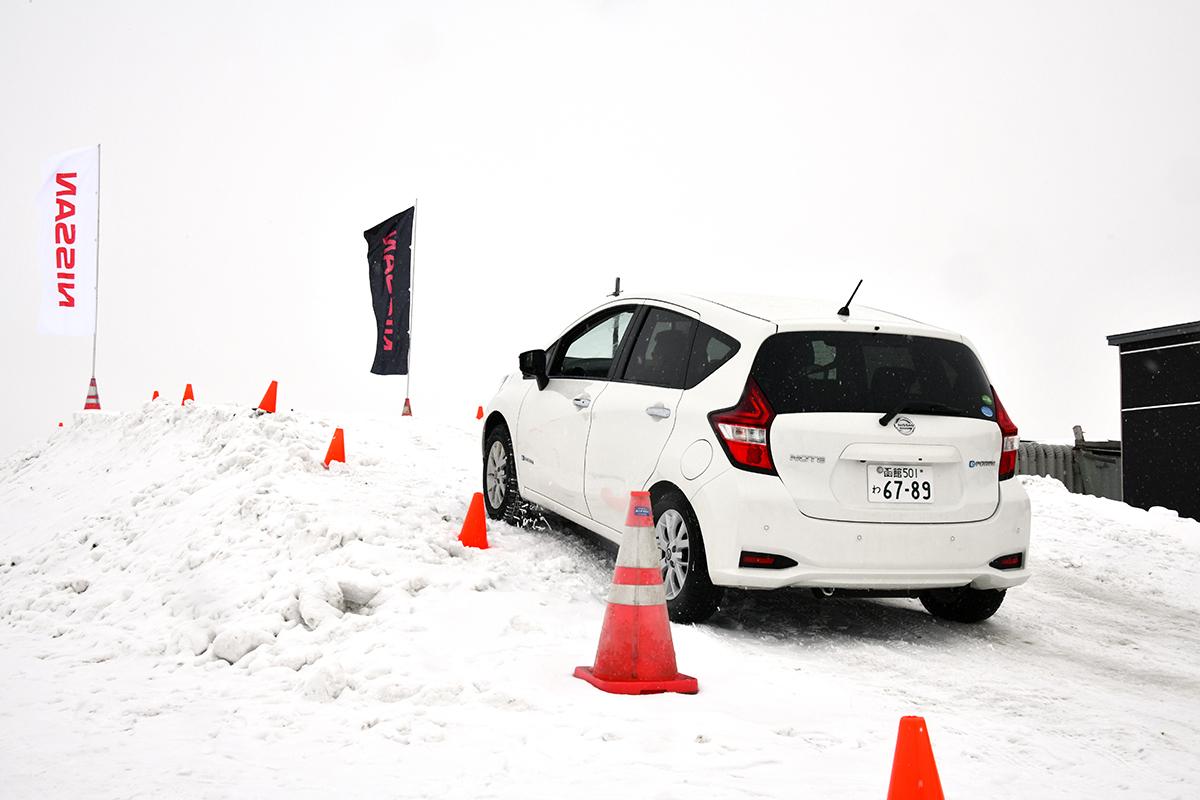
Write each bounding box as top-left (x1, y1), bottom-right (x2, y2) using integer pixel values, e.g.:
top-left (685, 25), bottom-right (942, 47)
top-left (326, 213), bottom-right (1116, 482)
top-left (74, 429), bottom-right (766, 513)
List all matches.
top-left (482, 424), bottom-right (522, 526)
top-left (654, 489), bottom-right (723, 624)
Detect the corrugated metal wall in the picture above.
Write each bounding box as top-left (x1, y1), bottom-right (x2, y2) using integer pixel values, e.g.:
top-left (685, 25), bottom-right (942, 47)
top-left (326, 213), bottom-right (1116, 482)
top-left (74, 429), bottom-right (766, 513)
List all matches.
top-left (1017, 443), bottom-right (1078, 491)
top-left (1016, 441), bottom-right (1122, 501)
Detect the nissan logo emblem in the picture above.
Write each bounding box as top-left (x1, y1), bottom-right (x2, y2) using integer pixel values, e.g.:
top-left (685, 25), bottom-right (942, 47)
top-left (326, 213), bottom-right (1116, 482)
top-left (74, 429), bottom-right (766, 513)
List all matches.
top-left (893, 416), bottom-right (916, 435)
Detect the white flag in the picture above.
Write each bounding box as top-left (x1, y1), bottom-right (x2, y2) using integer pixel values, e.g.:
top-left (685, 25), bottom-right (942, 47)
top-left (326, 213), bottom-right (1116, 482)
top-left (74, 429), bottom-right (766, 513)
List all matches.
top-left (37, 145), bottom-right (99, 337)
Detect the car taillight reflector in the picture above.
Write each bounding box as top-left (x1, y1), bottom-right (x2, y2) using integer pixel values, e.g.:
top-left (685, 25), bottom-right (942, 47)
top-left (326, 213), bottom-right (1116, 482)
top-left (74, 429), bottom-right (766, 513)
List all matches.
top-left (738, 551), bottom-right (798, 569)
top-left (991, 386), bottom-right (1019, 481)
top-left (989, 552), bottom-right (1024, 570)
top-left (709, 378), bottom-right (776, 474)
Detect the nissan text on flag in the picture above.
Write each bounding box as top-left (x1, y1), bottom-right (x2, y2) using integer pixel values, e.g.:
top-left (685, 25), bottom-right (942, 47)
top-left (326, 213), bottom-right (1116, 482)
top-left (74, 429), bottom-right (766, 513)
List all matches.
top-left (38, 146), bottom-right (99, 339)
top-left (482, 292), bottom-right (1030, 624)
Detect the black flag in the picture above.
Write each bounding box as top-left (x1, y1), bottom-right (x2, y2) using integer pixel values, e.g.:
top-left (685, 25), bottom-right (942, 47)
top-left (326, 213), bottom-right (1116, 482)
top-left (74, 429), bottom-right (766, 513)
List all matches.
top-left (364, 209), bottom-right (414, 375)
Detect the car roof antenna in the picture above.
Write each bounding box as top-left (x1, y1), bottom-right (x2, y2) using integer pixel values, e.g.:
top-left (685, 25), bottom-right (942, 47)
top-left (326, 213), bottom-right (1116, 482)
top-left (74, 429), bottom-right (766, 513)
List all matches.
top-left (837, 279), bottom-right (863, 318)
top-left (609, 277), bottom-right (622, 297)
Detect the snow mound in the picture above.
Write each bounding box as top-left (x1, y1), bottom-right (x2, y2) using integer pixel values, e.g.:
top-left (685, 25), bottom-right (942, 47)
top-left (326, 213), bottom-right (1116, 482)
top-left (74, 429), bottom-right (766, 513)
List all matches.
top-left (0, 404), bottom-right (605, 673)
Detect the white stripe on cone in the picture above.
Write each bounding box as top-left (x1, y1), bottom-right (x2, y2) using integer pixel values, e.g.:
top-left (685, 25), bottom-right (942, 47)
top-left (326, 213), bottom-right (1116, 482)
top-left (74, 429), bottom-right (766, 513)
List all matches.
top-left (614, 529), bottom-right (661, 569)
top-left (607, 583), bottom-right (667, 607)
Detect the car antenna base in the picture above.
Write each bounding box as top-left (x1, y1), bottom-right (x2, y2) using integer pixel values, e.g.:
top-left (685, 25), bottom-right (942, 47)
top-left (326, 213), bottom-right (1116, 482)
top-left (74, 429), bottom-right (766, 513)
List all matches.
top-left (837, 279), bottom-right (863, 317)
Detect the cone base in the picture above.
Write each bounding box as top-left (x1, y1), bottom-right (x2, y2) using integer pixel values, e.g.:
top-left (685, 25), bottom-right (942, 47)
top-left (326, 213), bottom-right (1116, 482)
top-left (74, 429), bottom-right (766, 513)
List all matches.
top-left (458, 533), bottom-right (489, 550)
top-left (573, 666), bottom-right (698, 695)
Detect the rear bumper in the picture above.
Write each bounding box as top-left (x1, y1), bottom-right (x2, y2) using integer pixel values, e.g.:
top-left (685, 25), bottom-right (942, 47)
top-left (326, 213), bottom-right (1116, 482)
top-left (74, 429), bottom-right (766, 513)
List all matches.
top-left (689, 467), bottom-right (1032, 592)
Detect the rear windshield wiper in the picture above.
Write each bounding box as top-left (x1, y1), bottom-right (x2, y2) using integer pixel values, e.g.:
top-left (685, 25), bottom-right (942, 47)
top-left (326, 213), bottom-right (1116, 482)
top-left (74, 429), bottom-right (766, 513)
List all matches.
top-left (878, 401), bottom-right (972, 426)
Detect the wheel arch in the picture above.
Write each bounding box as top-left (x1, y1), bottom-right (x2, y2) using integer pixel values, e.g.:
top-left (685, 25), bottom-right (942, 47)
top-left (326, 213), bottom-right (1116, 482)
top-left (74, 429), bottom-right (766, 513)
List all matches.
top-left (647, 478), bottom-right (723, 622)
top-left (647, 480), bottom-right (689, 510)
top-left (482, 411), bottom-right (509, 453)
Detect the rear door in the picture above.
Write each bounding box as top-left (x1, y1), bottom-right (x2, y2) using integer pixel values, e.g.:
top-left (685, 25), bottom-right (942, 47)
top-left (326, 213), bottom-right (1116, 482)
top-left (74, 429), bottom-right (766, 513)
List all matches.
top-left (756, 330), bottom-right (1002, 523)
top-left (516, 306), bottom-right (637, 517)
top-left (584, 306), bottom-right (697, 532)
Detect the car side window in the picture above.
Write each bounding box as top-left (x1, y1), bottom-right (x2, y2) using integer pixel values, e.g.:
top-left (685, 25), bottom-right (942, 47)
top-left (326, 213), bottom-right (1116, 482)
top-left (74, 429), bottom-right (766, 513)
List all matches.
top-left (684, 323), bottom-right (741, 388)
top-left (622, 308), bottom-right (697, 389)
top-left (551, 308), bottom-right (636, 379)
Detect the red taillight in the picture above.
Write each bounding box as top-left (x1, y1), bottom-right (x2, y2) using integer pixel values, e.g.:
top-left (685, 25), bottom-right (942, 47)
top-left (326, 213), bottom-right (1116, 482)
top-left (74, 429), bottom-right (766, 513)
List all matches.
top-left (991, 386), bottom-right (1019, 481)
top-left (710, 377), bottom-right (776, 474)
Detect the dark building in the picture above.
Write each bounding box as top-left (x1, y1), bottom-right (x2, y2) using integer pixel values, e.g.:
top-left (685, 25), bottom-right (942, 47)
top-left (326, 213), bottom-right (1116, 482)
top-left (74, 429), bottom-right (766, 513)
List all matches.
top-left (1107, 321), bottom-right (1200, 522)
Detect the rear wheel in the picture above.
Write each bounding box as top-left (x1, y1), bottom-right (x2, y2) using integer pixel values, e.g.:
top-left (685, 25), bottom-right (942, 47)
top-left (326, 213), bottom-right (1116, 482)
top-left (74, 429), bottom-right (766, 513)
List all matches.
top-left (482, 424), bottom-right (522, 525)
top-left (654, 490), bottom-right (722, 624)
top-left (919, 586), bottom-right (1006, 623)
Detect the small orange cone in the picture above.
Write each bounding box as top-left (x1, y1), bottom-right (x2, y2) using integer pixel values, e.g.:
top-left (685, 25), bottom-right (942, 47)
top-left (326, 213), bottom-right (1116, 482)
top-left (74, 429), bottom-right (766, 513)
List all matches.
top-left (258, 380), bottom-right (278, 413)
top-left (574, 492), bottom-right (698, 695)
top-left (152, 390), bottom-right (159, 401)
top-left (886, 716), bottom-right (945, 800)
top-left (458, 492), bottom-right (489, 549)
top-left (83, 377), bottom-right (101, 410)
top-left (182, 384), bottom-right (195, 406)
top-left (323, 428), bottom-right (345, 468)
top-left (476, 406), bottom-right (484, 420)
top-left (402, 397), bottom-right (413, 417)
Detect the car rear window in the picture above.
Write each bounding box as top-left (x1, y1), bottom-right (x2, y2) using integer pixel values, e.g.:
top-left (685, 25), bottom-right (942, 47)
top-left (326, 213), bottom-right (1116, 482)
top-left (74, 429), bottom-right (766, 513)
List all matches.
top-left (686, 323), bottom-right (740, 388)
top-left (751, 331), bottom-right (995, 419)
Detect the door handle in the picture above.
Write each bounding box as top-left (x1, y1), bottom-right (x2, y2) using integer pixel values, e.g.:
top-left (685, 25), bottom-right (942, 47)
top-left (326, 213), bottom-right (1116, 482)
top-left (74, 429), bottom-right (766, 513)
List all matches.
top-left (645, 405), bottom-right (671, 419)
top-left (573, 396), bottom-right (591, 409)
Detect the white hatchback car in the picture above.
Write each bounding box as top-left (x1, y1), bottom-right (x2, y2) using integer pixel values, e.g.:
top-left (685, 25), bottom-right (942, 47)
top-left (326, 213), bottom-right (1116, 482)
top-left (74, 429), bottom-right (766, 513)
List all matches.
top-left (482, 292), bottom-right (1031, 624)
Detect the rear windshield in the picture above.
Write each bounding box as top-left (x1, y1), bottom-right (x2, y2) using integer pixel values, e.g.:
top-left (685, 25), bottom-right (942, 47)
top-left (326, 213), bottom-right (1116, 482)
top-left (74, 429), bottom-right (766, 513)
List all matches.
top-left (752, 332), bottom-right (995, 420)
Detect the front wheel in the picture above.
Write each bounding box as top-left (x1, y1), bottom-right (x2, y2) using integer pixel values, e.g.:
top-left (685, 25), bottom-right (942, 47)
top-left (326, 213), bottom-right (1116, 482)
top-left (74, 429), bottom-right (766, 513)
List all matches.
top-left (919, 586), bottom-right (1006, 623)
top-left (482, 424), bottom-right (522, 525)
top-left (654, 490), bottom-right (723, 624)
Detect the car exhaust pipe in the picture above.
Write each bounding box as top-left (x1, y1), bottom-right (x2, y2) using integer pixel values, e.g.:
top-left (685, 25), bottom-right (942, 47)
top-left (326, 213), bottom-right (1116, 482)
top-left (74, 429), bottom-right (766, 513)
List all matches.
top-left (811, 587), bottom-right (924, 599)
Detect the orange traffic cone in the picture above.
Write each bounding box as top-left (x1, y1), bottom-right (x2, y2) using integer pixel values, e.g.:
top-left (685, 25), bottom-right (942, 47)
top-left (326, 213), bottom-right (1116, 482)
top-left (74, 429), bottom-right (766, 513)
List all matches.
top-left (475, 406), bottom-right (484, 420)
top-left (574, 491), bottom-right (698, 695)
top-left (402, 397), bottom-right (413, 417)
top-left (458, 492), bottom-right (489, 549)
top-left (152, 390), bottom-right (159, 401)
top-left (83, 377), bottom-right (101, 410)
top-left (258, 380), bottom-right (278, 413)
top-left (886, 716), bottom-right (945, 800)
top-left (323, 428), bottom-right (345, 468)
top-left (182, 384), bottom-right (195, 406)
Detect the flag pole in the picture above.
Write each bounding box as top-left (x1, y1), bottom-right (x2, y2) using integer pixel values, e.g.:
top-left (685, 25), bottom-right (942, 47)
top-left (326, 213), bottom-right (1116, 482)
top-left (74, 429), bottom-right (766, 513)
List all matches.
top-left (91, 142), bottom-right (101, 378)
top-left (406, 197), bottom-right (417, 406)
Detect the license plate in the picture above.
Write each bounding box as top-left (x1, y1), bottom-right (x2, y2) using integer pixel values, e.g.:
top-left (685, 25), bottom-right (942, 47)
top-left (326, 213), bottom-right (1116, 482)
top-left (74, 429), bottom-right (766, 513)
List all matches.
top-left (868, 464), bottom-right (934, 503)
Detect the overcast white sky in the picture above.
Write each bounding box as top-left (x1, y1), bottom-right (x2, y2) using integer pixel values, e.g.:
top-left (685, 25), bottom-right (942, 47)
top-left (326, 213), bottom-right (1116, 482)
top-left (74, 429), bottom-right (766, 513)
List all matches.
top-left (2, 1), bottom-right (1199, 456)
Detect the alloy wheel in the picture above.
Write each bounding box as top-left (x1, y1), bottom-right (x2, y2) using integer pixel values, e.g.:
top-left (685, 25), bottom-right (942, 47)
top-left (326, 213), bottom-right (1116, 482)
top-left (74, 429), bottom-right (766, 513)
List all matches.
top-left (655, 508), bottom-right (691, 600)
top-left (485, 440), bottom-right (508, 509)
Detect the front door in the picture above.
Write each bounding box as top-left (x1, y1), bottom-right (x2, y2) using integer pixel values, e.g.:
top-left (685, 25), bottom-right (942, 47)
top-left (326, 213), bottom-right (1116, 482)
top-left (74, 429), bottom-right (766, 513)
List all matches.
top-left (515, 306), bottom-right (637, 517)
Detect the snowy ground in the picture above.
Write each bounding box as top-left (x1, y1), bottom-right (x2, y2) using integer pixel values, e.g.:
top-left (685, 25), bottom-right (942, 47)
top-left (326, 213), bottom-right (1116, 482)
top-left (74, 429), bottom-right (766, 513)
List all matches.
top-left (1, 403), bottom-right (1198, 799)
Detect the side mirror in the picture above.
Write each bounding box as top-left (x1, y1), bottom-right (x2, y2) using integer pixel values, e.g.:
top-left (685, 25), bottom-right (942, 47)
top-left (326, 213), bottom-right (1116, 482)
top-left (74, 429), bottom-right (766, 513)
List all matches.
top-left (519, 349), bottom-right (549, 390)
